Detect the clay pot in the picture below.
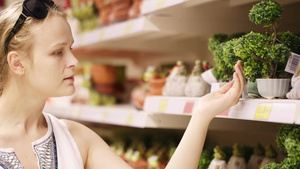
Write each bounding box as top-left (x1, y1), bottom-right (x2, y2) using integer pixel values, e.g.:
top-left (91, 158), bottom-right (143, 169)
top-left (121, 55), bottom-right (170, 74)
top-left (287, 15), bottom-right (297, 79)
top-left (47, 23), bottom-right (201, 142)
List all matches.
top-left (129, 0), bottom-right (142, 18)
top-left (90, 64), bottom-right (116, 85)
top-left (94, 84), bottom-right (116, 94)
top-left (110, 0), bottom-right (132, 22)
top-left (149, 77), bottom-right (166, 95)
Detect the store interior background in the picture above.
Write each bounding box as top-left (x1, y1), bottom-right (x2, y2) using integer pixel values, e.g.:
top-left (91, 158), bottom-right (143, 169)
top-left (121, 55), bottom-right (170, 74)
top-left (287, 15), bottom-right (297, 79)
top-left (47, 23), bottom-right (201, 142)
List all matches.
top-left (1, 0), bottom-right (300, 167)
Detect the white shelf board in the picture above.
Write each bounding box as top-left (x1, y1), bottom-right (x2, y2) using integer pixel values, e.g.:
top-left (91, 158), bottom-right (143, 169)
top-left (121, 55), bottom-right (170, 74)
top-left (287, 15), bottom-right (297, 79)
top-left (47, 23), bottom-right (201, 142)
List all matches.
top-left (143, 96), bottom-right (300, 124)
top-left (72, 16), bottom-right (158, 48)
top-left (141, 0), bottom-right (186, 15)
top-left (71, 15), bottom-right (203, 54)
top-left (44, 103), bottom-right (191, 129)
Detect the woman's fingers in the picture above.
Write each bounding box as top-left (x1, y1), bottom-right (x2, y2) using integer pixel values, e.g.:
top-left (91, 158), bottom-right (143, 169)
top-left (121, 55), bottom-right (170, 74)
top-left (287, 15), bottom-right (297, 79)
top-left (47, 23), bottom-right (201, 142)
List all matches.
top-left (232, 60), bottom-right (245, 96)
top-left (218, 81), bottom-right (234, 94)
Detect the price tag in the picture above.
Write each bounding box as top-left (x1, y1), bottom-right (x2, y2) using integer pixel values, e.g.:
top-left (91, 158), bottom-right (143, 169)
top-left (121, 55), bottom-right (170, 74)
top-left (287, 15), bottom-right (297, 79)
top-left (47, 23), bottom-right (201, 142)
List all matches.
top-left (158, 100), bottom-right (168, 112)
top-left (101, 111), bottom-right (109, 122)
top-left (78, 34), bottom-right (84, 46)
top-left (125, 22), bottom-right (133, 34)
top-left (157, 0), bottom-right (165, 9)
top-left (254, 103), bottom-right (272, 120)
top-left (98, 29), bottom-right (105, 40)
top-left (183, 101), bottom-right (195, 114)
top-left (126, 113), bottom-right (134, 125)
top-left (75, 108), bottom-right (83, 119)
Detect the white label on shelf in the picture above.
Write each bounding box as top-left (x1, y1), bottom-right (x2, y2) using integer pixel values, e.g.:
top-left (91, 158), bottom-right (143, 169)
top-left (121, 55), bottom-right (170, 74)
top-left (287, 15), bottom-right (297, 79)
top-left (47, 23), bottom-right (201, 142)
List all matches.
top-left (157, 0), bottom-right (166, 9)
top-left (285, 52), bottom-right (300, 74)
top-left (125, 21), bottom-right (133, 34)
top-left (98, 29), bottom-right (105, 41)
top-left (101, 111), bottom-right (109, 122)
top-left (158, 100), bottom-right (168, 112)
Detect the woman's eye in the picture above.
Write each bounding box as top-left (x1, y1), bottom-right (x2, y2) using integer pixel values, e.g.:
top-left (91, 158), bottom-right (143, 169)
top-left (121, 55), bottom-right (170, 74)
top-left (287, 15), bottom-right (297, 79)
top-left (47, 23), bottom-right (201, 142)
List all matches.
top-left (54, 50), bottom-right (63, 56)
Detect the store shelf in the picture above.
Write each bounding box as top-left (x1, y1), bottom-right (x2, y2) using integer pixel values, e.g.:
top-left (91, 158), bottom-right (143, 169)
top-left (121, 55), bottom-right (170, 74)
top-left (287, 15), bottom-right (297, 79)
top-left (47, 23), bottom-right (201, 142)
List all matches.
top-left (72, 15), bottom-right (203, 55)
top-left (296, 110), bottom-right (300, 125)
top-left (44, 96), bottom-right (300, 129)
top-left (71, 0), bottom-right (300, 57)
top-left (141, 0), bottom-right (186, 15)
top-left (44, 103), bottom-right (191, 129)
top-left (144, 96), bottom-right (300, 124)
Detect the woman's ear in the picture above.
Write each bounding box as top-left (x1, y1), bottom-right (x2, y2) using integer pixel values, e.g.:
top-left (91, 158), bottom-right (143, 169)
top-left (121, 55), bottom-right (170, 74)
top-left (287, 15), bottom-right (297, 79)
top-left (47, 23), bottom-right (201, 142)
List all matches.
top-left (6, 51), bottom-right (26, 76)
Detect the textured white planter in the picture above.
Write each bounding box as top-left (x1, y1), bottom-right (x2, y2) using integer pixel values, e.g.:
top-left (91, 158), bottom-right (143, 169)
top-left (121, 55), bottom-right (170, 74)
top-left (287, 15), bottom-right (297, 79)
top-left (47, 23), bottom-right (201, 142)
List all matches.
top-left (256, 78), bottom-right (290, 99)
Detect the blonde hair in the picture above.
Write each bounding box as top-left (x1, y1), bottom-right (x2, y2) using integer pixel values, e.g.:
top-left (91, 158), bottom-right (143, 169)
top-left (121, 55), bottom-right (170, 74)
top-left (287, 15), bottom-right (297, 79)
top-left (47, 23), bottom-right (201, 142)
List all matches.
top-left (0, 0), bottom-right (67, 96)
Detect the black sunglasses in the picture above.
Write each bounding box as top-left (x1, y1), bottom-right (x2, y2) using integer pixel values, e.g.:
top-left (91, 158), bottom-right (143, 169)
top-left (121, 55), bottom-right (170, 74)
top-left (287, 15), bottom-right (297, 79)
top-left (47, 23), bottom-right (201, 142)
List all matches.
top-left (4, 0), bottom-right (55, 55)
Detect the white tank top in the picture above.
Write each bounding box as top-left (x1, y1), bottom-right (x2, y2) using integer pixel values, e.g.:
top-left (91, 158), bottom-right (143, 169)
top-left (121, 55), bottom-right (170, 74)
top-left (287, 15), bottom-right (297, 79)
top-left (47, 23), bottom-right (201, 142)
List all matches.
top-left (0, 113), bottom-right (84, 169)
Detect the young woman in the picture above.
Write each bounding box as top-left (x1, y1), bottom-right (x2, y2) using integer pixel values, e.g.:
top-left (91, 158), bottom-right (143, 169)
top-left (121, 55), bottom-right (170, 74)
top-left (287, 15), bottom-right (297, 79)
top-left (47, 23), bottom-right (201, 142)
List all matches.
top-left (0, 0), bottom-right (246, 168)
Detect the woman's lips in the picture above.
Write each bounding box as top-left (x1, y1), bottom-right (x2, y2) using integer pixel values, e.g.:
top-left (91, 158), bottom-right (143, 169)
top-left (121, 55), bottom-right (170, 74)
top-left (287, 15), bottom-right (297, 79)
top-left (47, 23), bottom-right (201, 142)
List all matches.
top-left (64, 76), bottom-right (74, 82)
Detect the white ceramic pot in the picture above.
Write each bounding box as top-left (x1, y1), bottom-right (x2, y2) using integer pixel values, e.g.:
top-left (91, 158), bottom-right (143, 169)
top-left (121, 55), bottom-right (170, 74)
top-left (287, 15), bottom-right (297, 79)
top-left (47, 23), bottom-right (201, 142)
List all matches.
top-left (256, 78), bottom-right (290, 99)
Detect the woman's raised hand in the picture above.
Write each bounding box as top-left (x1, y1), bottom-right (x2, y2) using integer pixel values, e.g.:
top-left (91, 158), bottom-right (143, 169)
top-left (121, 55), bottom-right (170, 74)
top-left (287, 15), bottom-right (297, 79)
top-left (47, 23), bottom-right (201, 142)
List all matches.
top-left (194, 60), bottom-right (246, 120)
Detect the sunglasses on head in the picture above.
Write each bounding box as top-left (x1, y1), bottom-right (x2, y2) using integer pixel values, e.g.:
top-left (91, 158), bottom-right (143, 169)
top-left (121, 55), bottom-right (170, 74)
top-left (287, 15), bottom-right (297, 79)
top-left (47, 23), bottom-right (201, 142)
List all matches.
top-left (4, 0), bottom-right (55, 55)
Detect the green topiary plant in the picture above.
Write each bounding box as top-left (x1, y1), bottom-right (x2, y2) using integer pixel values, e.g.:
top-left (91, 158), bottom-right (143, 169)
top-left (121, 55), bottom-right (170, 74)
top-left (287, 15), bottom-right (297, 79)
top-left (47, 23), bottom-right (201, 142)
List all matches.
top-left (235, 0), bottom-right (292, 81)
top-left (208, 33), bottom-right (229, 53)
top-left (209, 33), bottom-right (246, 82)
top-left (249, 0), bottom-right (282, 45)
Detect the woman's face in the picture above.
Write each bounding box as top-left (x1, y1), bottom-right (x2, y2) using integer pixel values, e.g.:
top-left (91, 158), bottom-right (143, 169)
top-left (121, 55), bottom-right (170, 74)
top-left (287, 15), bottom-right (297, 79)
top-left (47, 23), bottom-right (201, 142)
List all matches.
top-left (24, 14), bottom-right (79, 98)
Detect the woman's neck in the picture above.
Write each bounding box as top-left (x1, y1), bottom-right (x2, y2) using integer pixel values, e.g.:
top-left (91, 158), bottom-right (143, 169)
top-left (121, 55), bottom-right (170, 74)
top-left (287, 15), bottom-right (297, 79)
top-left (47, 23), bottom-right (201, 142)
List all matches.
top-left (0, 86), bottom-right (47, 131)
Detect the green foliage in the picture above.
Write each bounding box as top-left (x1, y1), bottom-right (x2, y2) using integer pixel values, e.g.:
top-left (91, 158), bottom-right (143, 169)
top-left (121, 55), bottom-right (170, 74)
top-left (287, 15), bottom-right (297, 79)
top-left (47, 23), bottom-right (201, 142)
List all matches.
top-left (208, 34), bottom-right (229, 52)
top-left (198, 147), bottom-right (214, 169)
top-left (261, 162), bottom-right (281, 169)
top-left (277, 31), bottom-right (300, 54)
top-left (284, 128), bottom-right (300, 158)
top-left (276, 124), bottom-right (300, 153)
top-left (262, 124), bottom-right (300, 169)
top-left (249, 0), bottom-right (282, 26)
top-left (234, 32), bottom-right (268, 60)
top-left (233, 32), bottom-right (270, 81)
top-left (213, 39), bottom-right (240, 81)
top-left (267, 44), bottom-right (290, 63)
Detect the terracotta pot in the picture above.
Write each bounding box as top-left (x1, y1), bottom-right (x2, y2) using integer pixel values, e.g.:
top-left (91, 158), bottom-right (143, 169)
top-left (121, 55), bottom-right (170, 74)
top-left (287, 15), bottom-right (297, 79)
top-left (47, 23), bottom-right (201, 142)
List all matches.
top-left (129, 0), bottom-right (142, 19)
top-left (90, 64), bottom-right (116, 85)
top-left (110, 0), bottom-right (132, 22)
top-left (94, 84), bottom-right (116, 94)
top-left (149, 78), bottom-right (166, 95)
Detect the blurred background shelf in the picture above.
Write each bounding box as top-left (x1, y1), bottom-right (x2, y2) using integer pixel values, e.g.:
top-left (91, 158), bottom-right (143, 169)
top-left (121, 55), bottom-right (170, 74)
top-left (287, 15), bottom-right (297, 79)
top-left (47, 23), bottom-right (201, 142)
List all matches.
top-left (44, 103), bottom-right (191, 129)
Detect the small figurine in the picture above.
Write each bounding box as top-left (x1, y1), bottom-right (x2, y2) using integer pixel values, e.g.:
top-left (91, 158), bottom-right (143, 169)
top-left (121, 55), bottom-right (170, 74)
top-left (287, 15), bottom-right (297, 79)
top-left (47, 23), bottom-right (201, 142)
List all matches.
top-left (185, 60), bottom-right (210, 97)
top-left (162, 60), bottom-right (188, 96)
top-left (286, 64), bottom-right (300, 99)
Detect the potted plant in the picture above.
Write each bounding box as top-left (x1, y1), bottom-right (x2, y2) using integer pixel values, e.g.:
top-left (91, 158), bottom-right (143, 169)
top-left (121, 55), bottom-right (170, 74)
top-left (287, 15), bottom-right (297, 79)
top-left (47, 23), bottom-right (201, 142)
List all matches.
top-left (242, 0), bottom-right (293, 99)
